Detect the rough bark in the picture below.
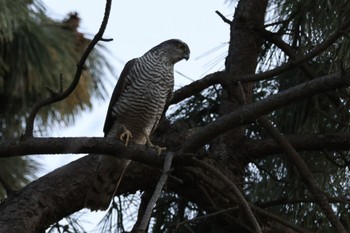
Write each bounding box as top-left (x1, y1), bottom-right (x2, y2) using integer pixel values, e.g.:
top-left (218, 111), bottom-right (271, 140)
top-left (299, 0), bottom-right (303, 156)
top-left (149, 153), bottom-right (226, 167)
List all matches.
top-left (208, 0), bottom-right (268, 192)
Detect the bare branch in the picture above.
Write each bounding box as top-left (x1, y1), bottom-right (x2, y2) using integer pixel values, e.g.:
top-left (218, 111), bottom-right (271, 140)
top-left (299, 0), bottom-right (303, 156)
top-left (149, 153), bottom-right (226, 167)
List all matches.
top-left (22, 0), bottom-right (113, 138)
top-left (131, 191), bottom-right (153, 232)
top-left (137, 152), bottom-right (174, 232)
top-left (257, 117), bottom-right (346, 233)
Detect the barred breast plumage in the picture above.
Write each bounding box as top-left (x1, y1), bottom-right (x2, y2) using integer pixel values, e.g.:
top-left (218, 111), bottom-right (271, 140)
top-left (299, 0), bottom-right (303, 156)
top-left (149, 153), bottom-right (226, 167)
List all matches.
top-left (85, 39), bottom-right (190, 211)
top-left (111, 53), bottom-right (174, 143)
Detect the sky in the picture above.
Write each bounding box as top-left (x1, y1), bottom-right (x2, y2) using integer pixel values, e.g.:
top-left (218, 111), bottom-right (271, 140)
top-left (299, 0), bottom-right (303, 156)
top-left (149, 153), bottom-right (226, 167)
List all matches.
top-left (38, 0), bottom-right (232, 231)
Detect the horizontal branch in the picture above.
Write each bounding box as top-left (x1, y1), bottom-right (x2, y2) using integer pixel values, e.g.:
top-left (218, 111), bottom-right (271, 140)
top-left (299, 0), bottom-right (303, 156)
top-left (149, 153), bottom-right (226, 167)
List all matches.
top-left (243, 133), bottom-right (350, 158)
top-left (179, 70), bottom-right (350, 153)
top-left (0, 137), bottom-right (162, 167)
top-left (2, 132), bottom-right (349, 161)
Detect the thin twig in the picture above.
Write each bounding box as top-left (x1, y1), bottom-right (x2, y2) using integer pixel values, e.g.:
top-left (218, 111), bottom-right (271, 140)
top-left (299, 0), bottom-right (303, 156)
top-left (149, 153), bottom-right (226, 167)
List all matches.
top-left (137, 152), bottom-right (175, 232)
top-left (258, 117), bottom-right (346, 233)
top-left (215, 10), bottom-right (231, 25)
top-left (22, 0), bottom-right (113, 138)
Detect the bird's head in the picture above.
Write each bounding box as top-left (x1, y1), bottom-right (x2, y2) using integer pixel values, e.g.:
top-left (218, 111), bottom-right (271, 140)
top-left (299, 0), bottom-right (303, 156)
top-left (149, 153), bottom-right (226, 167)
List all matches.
top-left (151, 39), bottom-right (190, 64)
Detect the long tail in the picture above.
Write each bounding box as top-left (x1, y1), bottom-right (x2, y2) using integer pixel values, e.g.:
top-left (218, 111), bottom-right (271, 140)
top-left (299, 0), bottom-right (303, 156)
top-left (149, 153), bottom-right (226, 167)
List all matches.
top-left (85, 155), bottom-right (131, 211)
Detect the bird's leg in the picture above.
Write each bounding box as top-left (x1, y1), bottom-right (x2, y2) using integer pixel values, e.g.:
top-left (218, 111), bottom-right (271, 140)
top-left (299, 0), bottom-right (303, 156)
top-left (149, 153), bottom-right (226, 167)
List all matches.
top-left (145, 134), bottom-right (166, 156)
top-left (119, 125), bottom-right (133, 147)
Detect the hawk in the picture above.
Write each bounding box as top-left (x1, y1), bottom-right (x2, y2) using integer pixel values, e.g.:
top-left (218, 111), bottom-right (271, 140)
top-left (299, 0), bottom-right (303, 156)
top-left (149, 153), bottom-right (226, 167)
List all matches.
top-left (85, 39), bottom-right (190, 211)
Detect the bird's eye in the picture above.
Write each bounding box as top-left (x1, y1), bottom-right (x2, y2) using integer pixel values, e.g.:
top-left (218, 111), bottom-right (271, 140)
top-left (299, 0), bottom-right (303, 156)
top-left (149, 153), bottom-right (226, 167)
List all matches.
top-left (177, 43), bottom-right (185, 50)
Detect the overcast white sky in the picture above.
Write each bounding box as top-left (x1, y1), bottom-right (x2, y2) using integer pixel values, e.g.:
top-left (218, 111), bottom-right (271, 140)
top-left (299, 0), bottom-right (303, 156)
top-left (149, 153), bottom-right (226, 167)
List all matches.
top-left (38, 0), bottom-right (232, 231)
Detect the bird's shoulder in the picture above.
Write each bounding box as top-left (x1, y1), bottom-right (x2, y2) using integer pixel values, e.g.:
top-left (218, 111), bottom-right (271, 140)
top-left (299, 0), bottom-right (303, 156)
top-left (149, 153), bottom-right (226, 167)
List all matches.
top-left (103, 58), bottom-right (137, 135)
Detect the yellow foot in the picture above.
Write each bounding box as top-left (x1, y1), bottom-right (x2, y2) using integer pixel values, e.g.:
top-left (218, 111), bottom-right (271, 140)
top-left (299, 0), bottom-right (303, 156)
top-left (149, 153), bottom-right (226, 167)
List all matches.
top-left (119, 126), bottom-right (133, 147)
top-left (146, 135), bottom-right (166, 155)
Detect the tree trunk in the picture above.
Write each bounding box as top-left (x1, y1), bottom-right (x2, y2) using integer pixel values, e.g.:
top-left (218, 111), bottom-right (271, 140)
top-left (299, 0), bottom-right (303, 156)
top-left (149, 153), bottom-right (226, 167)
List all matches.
top-left (212, 0), bottom-right (268, 188)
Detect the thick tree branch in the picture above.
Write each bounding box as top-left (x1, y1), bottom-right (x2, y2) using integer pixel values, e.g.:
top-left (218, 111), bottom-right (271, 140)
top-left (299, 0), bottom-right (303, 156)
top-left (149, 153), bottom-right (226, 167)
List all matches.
top-left (0, 137), bottom-right (163, 167)
top-left (22, 0), bottom-right (112, 138)
top-left (258, 117), bottom-right (346, 233)
top-left (0, 156), bottom-right (96, 232)
top-left (179, 70), bottom-right (350, 153)
top-left (1, 133), bottom-right (350, 161)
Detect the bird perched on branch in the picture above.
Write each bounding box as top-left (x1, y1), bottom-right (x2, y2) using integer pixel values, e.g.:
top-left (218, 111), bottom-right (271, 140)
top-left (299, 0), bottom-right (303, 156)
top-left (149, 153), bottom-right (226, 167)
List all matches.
top-left (85, 39), bottom-right (190, 211)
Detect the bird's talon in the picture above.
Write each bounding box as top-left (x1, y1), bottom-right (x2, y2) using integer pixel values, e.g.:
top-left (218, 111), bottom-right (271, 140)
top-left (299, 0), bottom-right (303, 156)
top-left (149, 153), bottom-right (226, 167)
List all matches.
top-left (147, 142), bottom-right (166, 156)
top-left (119, 127), bottom-right (133, 147)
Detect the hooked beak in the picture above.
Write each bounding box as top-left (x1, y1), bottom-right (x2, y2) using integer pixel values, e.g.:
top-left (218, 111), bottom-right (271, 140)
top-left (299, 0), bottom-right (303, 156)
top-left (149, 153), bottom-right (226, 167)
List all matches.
top-left (184, 51), bottom-right (190, 61)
